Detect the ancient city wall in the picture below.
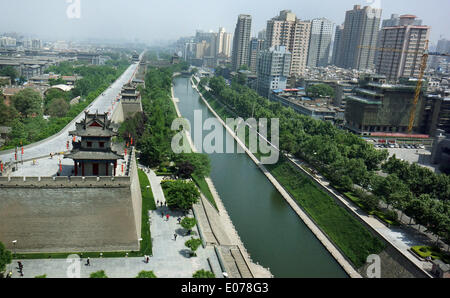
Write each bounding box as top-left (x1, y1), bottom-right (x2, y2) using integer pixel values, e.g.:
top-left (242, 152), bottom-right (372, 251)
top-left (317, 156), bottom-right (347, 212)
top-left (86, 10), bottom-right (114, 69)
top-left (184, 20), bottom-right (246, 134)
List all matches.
top-left (0, 149), bottom-right (142, 253)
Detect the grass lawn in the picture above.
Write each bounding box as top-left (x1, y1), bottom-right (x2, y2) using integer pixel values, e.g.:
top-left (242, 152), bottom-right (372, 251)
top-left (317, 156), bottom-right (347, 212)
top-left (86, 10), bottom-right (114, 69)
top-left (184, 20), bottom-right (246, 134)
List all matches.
top-left (14, 170), bottom-right (155, 260)
top-left (267, 159), bottom-right (386, 268)
top-left (192, 174), bottom-right (218, 210)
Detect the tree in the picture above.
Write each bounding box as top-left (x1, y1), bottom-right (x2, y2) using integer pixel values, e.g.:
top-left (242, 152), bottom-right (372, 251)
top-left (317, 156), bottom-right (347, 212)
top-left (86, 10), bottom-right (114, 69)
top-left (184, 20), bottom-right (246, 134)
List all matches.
top-left (193, 269), bottom-right (215, 278)
top-left (12, 88), bottom-right (42, 118)
top-left (0, 66), bottom-right (18, 83)
top-left (90, 270), bottom-right (108, 278)
top-left (136, 271), bottom-right (157, 278)
top-left (47, 98), bottom-right (70, 118)
top-left (161, 180), bottom-right (200, 211)
top-left (306, 84), bottom-right (335, 98)
top-left (0, 100), bottom-right (19, 126)
top-left (0, 242), bottom-right (12, 274)
top-left (176, 161), bottom-right (195, 178)
top-left (181, 217), bottom-right (197, 234)
top-left (185, 238), bottom-right (202, 257)
top-left (48, 78), bottom-right (67, 86)
top-left (174, 153), bottom-right (211, 178)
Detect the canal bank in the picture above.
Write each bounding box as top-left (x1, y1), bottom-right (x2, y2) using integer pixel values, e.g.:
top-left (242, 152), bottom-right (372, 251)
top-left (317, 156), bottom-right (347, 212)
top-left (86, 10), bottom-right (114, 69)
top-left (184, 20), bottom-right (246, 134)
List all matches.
top-left (173, 76), bottom-right (348, 278)
top-left (171, 82), bottom-right (272, 278)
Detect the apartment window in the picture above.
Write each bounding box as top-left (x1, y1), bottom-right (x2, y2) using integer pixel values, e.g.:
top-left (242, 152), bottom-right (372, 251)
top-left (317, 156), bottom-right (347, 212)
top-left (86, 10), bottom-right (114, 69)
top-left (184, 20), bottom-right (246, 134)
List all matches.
top-left (87, 141), bottom-right (92, 148)
top-left (99, 142), bottom-right (105, 148)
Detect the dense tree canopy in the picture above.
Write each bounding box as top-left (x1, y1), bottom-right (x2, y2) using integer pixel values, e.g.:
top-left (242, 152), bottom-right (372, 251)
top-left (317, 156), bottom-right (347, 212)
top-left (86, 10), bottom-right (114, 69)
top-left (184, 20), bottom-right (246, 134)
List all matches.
top-left (12, 88), bottom-right (42, 118)
top-left (306, 83), bottom-right (335, 98)
top-left (161, 180), bottom-right (200, 211)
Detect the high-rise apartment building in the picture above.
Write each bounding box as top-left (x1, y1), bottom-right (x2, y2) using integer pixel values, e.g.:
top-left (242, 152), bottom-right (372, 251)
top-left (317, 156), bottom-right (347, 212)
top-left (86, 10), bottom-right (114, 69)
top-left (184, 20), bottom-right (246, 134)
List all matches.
top-left (248, 38), bottom-right (265, 73)
top-left (256, 45), bottom-right (292, 98)
top-left (382, 14), bottom-right (422, 28)
top-left (231, 14), bottom-right (252, 71)
top-left (266, 10), bottom-right (311, 77)
top-left (307, 18), bottom-right (334, 67)
top-left (335, 5), bottom-right (382, 71)
top-left (376, 15), bottom-right (431, 81)
top-left (217, 27), bottom-right (233, 58)
top-left (331, 24), bottom-right (344, 66)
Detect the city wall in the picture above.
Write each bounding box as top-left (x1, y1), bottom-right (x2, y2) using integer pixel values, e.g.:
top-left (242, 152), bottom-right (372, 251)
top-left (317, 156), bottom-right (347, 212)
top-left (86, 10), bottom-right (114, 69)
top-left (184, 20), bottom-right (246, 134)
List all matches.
top-left (0, 149), bottom-right (142, 253)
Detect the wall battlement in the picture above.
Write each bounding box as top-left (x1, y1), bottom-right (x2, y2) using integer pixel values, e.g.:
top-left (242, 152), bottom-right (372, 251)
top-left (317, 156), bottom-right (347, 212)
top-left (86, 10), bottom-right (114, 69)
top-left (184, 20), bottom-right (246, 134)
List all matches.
top-left (0, 176), bottom-right (131, 188)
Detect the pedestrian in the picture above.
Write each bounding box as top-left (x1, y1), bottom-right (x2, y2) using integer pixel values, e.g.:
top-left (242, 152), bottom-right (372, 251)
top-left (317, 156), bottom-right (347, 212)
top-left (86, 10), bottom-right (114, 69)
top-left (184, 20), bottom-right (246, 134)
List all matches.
top-left (177, 217), bottom-right (181, 224)
top-left (166, 214), bottom-right (170, 221)
top-left (174, 234), bottom-right (177, 241)
top-left (157, 200), bottom-right (160, 206)
top-left (161, 211), bottom-right (164, 218)
top-left (20, 270), bottom-right (23, 277)
top-left (86, 257), bottom-right (90, 266)
top-left (17, 261), bottom-right (22, 269)
top-left (146, 256), bottom-right (150, 263)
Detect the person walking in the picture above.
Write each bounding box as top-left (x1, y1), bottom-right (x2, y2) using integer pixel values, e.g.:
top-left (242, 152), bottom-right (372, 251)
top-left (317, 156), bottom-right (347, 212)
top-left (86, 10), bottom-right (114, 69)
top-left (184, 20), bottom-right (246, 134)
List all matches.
top-left (161, 211), bottom-right (164, 218)
top-left (146, 256), bottom-right (150, 263)
top-left (166, 214), bottom-right (170, 221)
top-left (174, 234), bottom-right (177, 241)
top-left (177, 217), bottom-right (181, 224)
top-left (86, 257), bottom-right (90, 266)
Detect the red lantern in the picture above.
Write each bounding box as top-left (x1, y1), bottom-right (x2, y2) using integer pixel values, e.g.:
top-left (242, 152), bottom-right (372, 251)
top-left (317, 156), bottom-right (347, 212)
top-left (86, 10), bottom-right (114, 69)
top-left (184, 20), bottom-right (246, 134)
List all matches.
top-left (1, 162), bottom-right (3, 173)
top-left (14, 153), bottom-right (17, 161)
top-left (21, 147), bottom-right (24, 155)
top-left (66, 141), bottom-right (69, 149)
top-left (73, 136), bottom-right (76, 142)
top-left (131, 137), bottom-right (133, 145)
top-left (121, 164), bottom-right (124, 173)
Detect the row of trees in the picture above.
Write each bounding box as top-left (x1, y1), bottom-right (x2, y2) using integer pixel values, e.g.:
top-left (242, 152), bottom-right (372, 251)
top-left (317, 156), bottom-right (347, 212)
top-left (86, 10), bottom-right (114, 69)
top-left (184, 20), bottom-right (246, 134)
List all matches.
top-left (205, 75), bottom-right (450, 246)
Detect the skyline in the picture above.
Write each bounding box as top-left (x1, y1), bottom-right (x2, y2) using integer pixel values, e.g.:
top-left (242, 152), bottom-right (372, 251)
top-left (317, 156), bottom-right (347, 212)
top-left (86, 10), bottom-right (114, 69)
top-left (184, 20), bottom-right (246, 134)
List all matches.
top-left (0, 0), bottom-right (449, 45)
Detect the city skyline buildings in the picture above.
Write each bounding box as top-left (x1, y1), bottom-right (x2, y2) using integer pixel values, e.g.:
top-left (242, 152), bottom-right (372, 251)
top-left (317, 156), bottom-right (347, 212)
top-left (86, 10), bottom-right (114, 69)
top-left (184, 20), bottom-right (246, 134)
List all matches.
top-left (1, 0), bottom-right (448, 46)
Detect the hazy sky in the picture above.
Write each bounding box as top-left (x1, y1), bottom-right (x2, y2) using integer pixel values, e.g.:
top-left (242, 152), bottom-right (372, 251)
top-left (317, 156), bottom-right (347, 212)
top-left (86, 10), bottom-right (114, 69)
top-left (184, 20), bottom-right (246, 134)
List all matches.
top-left (0, 0), bottom-right (449, 45)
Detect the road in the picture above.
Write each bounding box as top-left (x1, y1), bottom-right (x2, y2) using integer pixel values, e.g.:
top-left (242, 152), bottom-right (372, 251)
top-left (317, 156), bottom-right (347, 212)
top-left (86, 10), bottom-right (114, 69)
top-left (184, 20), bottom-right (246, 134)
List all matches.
top-left (0, 57), bottom-right (142, 164)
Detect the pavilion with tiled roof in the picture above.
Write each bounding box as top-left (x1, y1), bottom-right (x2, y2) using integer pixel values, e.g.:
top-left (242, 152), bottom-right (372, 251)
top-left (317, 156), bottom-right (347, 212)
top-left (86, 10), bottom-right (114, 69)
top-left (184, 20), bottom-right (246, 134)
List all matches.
top-left (65, 112), bottom-right (123, 176)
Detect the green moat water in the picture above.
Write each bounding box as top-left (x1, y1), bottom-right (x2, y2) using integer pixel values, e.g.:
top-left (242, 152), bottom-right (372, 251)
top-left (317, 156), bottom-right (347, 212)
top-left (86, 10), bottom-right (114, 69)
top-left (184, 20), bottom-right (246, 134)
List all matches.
top-left (173, 77), bottom-right (347, 278)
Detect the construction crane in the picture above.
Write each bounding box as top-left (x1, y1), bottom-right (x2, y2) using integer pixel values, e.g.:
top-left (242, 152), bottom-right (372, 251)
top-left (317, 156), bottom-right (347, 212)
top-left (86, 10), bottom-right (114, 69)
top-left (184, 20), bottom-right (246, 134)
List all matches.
top-left (358, 43), bottom-right (450, 134)
top-left (407, 41), bottom-right (450, 133)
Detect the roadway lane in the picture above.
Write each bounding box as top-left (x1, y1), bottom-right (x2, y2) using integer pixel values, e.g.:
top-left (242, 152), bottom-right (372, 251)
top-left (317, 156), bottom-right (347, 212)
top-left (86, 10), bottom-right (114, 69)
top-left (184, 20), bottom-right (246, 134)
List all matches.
top-left (0, 59), bottom-right (141, 164)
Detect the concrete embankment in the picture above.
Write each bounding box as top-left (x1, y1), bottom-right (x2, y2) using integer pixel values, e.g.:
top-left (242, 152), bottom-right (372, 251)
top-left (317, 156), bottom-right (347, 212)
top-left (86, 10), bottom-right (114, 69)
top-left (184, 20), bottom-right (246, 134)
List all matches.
top-left (171, 83), bottom-right (272, 278)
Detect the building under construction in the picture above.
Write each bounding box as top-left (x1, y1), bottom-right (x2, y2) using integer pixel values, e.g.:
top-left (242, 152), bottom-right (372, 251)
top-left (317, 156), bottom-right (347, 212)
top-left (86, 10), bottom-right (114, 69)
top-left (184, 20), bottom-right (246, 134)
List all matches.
top-left (345, 75), bottom-right (427, 135)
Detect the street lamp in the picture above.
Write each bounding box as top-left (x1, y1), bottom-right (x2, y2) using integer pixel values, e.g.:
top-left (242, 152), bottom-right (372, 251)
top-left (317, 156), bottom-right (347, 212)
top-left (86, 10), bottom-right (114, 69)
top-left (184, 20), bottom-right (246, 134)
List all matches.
top-left (12, 240), bottom-right (17, 256)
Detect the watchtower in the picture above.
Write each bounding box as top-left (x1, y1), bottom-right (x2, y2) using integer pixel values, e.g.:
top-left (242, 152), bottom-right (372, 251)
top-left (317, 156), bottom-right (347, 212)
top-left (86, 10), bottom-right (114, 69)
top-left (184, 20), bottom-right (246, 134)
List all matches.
top-left (66, 112), bottom-right (123, 176)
